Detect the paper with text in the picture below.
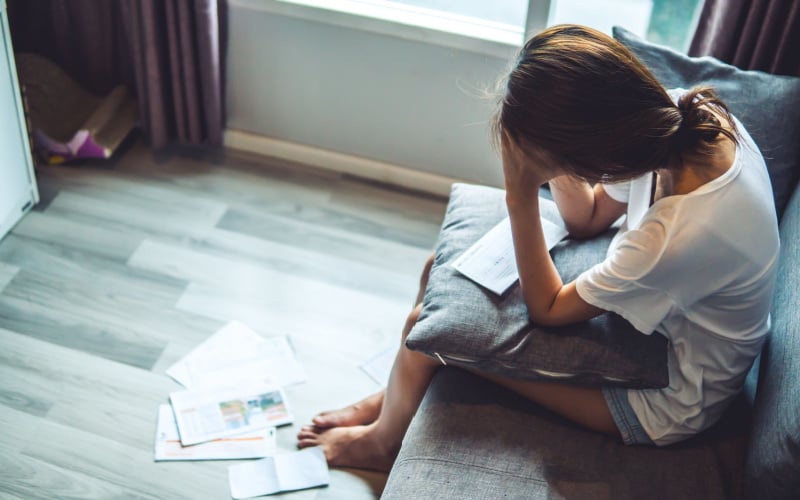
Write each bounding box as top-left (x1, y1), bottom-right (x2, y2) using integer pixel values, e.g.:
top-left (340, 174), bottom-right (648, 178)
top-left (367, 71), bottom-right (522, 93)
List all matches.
top-left (228, 447), bottom-right (329, 498)
top-left (166, 322), bottom-right (306, 390)
top-left (154, 405), bottom-right (276, 461)
top-left (170, 383), bottom-right (292, 446)
top-left (452, 198), bottom-right (568, 295)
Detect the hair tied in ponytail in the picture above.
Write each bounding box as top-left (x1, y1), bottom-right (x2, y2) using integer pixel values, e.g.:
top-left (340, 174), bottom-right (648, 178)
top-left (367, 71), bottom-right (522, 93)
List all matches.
top-left (673, 87), bottom-right (739, 154)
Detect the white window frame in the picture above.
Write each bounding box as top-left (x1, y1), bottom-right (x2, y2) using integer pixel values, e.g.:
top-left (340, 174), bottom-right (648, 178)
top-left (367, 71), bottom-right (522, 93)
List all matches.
top-left (232, 0), bottom-right (555, 58)
top-left (237, 0), bottom-right (704, 56)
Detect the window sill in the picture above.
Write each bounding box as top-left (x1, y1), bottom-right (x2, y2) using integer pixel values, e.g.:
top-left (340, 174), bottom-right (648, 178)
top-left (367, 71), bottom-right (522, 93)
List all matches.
top-left (230, 0), bottom-right (523, 59)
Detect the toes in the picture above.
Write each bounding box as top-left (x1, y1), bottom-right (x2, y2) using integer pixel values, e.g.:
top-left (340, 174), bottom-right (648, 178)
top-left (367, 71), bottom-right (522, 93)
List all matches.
top-left (297, 439), bottom-right (319, 449)
top-left (297, 429), bottom-right (321, 441)
top-left (312, 414), bottom-right (336, 427)
top-left (296, 428), bottom-right (321, 449)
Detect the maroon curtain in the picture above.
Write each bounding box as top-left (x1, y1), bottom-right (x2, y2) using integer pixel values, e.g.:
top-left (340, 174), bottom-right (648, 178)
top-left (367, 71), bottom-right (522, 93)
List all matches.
top-left (7, 0), bottom-right (227, 150)
top-left (689, 0), bottom-right (800, 77)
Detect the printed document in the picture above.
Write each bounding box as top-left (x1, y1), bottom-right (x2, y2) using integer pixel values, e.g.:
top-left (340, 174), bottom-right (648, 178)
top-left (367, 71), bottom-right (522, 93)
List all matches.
top-left (452, 198), bottom-right (568, 295)
top-left (170, 383), bottom-right (293, 446)
top-left (154, 405), bottom-right (277, 461)
top-left (166, 321), bottom-right (306, 390)
top-left (228, 447), bottom-right (329, 498)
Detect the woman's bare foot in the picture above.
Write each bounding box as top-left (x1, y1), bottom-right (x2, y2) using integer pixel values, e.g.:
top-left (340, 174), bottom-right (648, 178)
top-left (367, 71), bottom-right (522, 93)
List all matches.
top-left (296, 423), bottom-right (397, 472)
top-left (309, 391), bottom-right (385, 429)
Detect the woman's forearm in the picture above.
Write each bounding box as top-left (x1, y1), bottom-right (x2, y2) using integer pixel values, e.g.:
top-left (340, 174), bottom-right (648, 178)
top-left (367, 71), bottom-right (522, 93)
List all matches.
top-left (506, 194), bottom-right (564, 323)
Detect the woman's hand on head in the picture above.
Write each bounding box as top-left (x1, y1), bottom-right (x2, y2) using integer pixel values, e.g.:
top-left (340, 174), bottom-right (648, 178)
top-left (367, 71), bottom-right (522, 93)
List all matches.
top-left (501, 131), bottom-right (560, 204)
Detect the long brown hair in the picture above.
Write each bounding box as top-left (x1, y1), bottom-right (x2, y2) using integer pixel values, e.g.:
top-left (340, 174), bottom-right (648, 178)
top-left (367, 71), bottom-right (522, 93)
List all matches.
top-left (492, 24), bottom-right (738, 183)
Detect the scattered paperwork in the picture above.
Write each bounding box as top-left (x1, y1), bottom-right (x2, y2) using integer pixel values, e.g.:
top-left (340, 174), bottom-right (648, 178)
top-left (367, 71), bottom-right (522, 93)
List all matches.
top-left (157, 321), bottom-right (330, 497)
top-left (170, 383), bottom-right (292, 446)
top-left (166, 321), bottom-right (306, 390)
top-left (228, 447), bottom-right (330, 498)
top-left (154, 405), bottom-right (277, 461)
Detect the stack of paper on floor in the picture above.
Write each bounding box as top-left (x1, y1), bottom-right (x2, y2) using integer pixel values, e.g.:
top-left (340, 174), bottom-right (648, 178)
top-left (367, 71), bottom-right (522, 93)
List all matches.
top-left (169, 382), bottom-right (293, 446)
top-left (166, 321), bottom-right (307, 390)
top-left (159, 322), bottom-right (305, 452)
top-left (156, 322), bottom-right (329, 496)
top-left (155, 405), bottom-right (278, 461)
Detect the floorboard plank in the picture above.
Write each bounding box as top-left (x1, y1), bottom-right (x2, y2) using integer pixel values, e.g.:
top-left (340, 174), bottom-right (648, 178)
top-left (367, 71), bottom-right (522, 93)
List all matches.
top-left (328, 177), bottom-right (446, 245)
top-left (129, 239), bottom-right (410, 326)
top-left (0, 262), bottom-right (19, 293)
top-left (7, 407), bottom-right (230, 499)
top-left (36, 169), bottom-right (229, 227)
top-left (171, 225), bottom-right (420, 302)
top-left (0, 288), bottom-right (166, 370)
top-left (0, 234), bottom-right (187, 303)
top-left (44, 191), bottom-right (225, 240)
top-left (12, 211), bottom-right (144, 262)
top-left (218, 208), bottom-right (432, 275)
top-left (0, 446), bottom-right (136, 500)
top-left (0, 327), bottom-right (174, 450)
top-left (0, 237), bottom-right (223, 369)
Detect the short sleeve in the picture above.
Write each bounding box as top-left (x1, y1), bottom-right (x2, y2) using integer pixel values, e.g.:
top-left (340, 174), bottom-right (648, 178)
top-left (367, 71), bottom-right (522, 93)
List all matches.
top-left (602, 181), bottom-right (631, 203)
top-left (576, 219), bottom-right (674, 334)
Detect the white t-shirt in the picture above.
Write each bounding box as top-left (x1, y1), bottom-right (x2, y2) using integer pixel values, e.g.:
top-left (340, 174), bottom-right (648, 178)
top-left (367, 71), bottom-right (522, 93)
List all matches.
top-left (576, 103), bottom-right (780, 446)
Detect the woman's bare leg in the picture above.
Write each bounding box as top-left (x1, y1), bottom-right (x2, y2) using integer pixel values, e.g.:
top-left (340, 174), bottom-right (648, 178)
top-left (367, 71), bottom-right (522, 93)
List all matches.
top-left (297, 303), bottom-right (439, 471)
top-left (305, 253), bottom-right (436, 430)
top-left (461, 368), bottom-right (618, 436)
top-left (413, 252), bottom-right (435, 306)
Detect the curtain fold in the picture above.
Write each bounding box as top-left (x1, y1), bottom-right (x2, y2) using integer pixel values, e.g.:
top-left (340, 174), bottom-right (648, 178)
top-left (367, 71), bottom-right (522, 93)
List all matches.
top-left (689, 0), bottom-right (800, 77)
top-left (8, 0), bottom-right (226, 150)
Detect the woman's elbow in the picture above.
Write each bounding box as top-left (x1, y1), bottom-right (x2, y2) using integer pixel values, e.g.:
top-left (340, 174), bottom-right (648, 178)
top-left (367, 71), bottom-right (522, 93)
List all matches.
top-left (527, 309), bottom-right (569, 327)
top-left (524, 299), bottom-right (568, 327)
top-left (528, 313), bottom-right (557, 327)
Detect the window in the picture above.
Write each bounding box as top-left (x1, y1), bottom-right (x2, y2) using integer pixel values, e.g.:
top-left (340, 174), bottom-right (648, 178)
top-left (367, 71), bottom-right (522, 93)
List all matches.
top-left (385, 0), bottom-right (704, 51)
top-left (389, 0), bottom-right (528, 28)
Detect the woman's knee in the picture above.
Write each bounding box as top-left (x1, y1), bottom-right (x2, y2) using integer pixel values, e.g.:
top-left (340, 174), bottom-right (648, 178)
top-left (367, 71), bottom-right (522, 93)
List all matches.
top-left (401, 303), bottom-right (424, 342)
top-left (421, 253), bottom-right (435, 282)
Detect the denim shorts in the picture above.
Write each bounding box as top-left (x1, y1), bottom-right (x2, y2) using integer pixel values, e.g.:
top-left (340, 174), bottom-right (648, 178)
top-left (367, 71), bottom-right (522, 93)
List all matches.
top-left (602, 387), bottom-right (655, 446)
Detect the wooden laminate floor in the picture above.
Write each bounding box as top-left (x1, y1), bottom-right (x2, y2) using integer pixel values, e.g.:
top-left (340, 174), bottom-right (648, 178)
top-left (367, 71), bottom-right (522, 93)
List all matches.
top-left (0, 139), bottom-right (448, 500)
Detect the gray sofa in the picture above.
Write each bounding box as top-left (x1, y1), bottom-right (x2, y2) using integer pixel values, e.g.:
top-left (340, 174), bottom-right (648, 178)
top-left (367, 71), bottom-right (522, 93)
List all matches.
top-left (382, 31), bottom-right (800, 500)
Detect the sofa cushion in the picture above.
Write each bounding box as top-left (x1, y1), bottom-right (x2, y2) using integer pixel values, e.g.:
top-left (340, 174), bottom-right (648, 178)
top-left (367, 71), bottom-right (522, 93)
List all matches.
top-left (405, 183), bottom-right (669, 389)
top-left (744, 185), bottom-right (800, 499)
top-left (613, 26), bottom-right (800, 220)
top-left (383, 368), bottom-right (750, 500)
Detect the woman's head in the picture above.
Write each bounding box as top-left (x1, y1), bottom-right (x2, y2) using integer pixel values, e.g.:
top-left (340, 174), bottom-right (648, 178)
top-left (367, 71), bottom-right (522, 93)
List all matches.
top-left (493, 24), bottom-right (737, 183)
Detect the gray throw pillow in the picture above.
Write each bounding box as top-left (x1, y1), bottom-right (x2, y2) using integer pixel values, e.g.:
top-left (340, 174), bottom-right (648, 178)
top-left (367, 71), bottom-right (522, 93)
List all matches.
top-left (613, 26), bottom-right (800, 220)
top-left (406, 183), bottom-right (669, 389)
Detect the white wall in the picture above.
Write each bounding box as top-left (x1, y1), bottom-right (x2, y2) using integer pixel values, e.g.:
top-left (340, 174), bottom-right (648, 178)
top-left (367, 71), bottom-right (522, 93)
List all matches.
top-left (226, 2), bottom-right (519, 189)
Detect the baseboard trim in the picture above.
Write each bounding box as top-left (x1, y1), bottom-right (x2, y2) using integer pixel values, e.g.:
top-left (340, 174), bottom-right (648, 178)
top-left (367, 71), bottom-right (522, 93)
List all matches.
top-left (224, 129), bottom-right (462, 197)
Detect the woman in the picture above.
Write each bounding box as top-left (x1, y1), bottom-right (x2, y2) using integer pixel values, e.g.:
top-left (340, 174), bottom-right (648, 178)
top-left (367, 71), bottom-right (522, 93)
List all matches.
top-left (297, 25), bottom-right (779, 468)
